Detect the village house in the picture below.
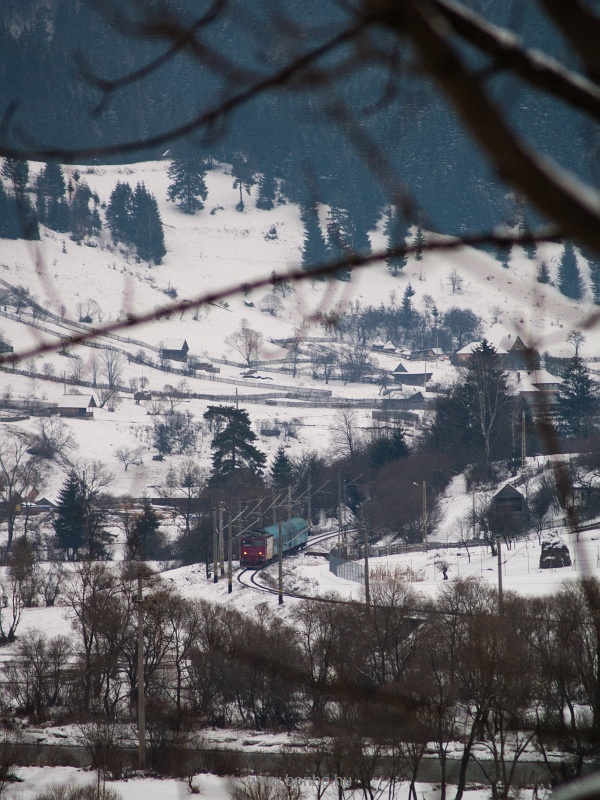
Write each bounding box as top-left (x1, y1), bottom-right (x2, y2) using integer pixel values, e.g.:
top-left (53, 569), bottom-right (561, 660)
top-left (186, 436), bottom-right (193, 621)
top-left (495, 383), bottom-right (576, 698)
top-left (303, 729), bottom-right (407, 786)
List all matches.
top-left (56, 395), bottom-right (97, 419)
top-left (391, 361), bottom-right (433, 387)
top-left (454, 341), bottom-right (509, 366)
top-left (513, 369), bottom-right (562, 413)
top-left (409, 347), bottom-right (444, 361)
top-left (159, 339), bottom-right (189, 363)
top-left (490, 483), bottom-right (527, 515)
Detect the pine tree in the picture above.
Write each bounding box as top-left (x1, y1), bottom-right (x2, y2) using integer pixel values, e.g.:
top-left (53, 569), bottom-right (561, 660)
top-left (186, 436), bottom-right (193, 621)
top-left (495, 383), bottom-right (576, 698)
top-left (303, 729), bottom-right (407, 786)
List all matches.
top-left (537, 261), bottom-right (551, 284)
top-left (270, 445), bottom-right (293, 492)
top-left (2, 158), bottom-right (29, 195)
top-left (53, 471), bottom-right (87, 560)
top-left (231, 152), bottom-right (256, 211)
top-left (132, 182), bottom-right (166, 264)
top-left (35, 162), bottom-right (67, 228)
top-left (0, 181), bottom-right (19, 239)
top-left (368, 427), bottom-right (409, 469)
top-left (125, 497), bottom-right (162, 560)
top-left (70, 181), bottom-right (101, 240)
top-left (166, 153), bottom-right (208, 214)
top-left (402, 283), bottom-right (416, 318)
top-left (580, 245), bottom-right (600, 304)
top-left (496, 243), bottom-right (511, 269)
top-left (326, 207), bottom-right (356, 281)
top-left (300, 203), bottom-right (328, 277)
top-left (204, 405), bottom-right (266, 486)
top-left (414, 227), bottom-right (425, 261)
top-left (255, 171), bottom-right (277, 210)
top-left (557, 356), bottom-right (597, 438)
top-left (558, 242), bottom-right (583, 300)
top-left (106, 181), bottom-right (134, 244)
top-left (454, 339), bottom-right (511, 466)
top-left (384, 205), bottom-right (409, 276)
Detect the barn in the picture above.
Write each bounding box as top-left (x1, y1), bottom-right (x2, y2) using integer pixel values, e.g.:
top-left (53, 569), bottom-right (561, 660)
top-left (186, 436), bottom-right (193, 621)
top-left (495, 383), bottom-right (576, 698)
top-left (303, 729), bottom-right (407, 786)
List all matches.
top-left (160, 339), bottom-right (189, 363)
top-left (56, 395), bottom-right (97, 419)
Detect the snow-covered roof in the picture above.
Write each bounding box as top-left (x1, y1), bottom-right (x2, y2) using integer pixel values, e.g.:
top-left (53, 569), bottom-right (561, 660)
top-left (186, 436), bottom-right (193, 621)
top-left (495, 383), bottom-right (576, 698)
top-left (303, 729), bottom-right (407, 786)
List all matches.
top-left (161, 338), bottom-right (188, 350)
top-left (58, 394), bottom-right (96, 409)
top-left (511, 369), bottom-right (562, 393)
top-left (382, 340), bottom-right (396, 351)
top-left (393, 361), bottom-right (433, 374)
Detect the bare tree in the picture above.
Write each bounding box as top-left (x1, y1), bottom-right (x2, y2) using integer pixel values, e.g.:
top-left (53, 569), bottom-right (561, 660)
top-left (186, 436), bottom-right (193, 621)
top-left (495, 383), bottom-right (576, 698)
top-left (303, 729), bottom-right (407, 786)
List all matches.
top-left (225, 320), bottom-right (264, 366)
top-left (27, 418), bottom-right (77, 462)
top-left (101, 349), bottom-right (124, 389)
top-left (0, 434), bottom-right (46, 551)
top-left (329, 407), bottom-right (362, 460)
top-left (115, 446), bottom-right (144, 471)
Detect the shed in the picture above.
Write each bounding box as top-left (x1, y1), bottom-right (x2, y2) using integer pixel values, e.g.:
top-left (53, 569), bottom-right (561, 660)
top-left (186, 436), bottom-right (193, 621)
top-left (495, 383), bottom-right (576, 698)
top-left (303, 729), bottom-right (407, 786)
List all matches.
top-left (160, 339), bottom-right (189, 363)
top-left (392, 362), bottom-right (433, 386)
top-left (490, 483), bottom-right (527, 514)
top-left (56, 395), bottom-right (96, 419)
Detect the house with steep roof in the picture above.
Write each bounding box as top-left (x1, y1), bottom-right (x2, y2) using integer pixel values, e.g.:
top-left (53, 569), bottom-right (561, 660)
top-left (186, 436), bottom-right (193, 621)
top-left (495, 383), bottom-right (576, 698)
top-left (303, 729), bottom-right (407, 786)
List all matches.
top-left (392, 361), bottom-right (433, 386)
top-left (160, 339), bottom-right (189, 363)
top-left (56, 395), bottom-right (96, 419)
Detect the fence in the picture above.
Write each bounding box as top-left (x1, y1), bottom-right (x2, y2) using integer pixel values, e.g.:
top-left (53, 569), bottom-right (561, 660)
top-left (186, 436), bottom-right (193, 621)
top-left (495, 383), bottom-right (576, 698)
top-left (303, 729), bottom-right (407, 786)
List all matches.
top-left (329, 548), bottom-right (365, 584)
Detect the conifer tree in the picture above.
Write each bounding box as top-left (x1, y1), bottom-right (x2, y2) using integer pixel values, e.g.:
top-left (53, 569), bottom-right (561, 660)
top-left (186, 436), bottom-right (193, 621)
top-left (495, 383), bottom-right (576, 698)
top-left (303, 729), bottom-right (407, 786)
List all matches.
top-left (384, 205), bottom-right (409, 275)
top-left (167, 153), bottom-right (208, 214)
top-left (70, 181), bottom-right (101, 240)
top-left (106, 181), bottom-right (134, 244)
top-left (2, 158), bottom-right (29, 195)
top-left (2, 157), bottom-right (38, 240)
top-left (231, 152), bottom-right (256, 211)
top-left (580, 245), bottom-right (600, 304)
top-left (255, 171), bottom-right (277, 210)
top-left (537, 261), bottom-right (551, 284)
top-left (132, 182), bottom-right (166, 264)
top-left (368, 427), bottom-right (409, 470)
top-left (270, 445), bottom-right (293, 492)
top-left (125, 496), bottom-right (162, 560)
top-left (557, 356), bottom-right (597, 438)
top-left (414, 227), bottom-right (425, 261)
top-left (558, 242), bottom-right (583, 300)
top-left (402, 283), bottom-right (416, 318)
top-left (35, 162), bottom-right (68, 230)
top-left (0, 181), bottom-right (19, 239)
top-left (53, 471), bottom-right (86, 560)
top-left (300, 203), bottom-right (328, 277)
top-left (204, 405), bottom-right (266, 486)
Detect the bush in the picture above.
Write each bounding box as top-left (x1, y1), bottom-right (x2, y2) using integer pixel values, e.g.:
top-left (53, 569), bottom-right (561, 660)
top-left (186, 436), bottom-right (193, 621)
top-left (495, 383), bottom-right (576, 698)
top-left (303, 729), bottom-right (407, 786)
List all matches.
top-left (32, 784), bottom-right (122, 800)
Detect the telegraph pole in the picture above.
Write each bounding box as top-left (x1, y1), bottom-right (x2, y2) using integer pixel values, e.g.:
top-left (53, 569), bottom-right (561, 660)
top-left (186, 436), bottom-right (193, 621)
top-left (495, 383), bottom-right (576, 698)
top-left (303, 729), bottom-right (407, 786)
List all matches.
top-left (212, 509), bottom-right (218, 584)
top-left (227, 514), bottom-right (233, 594)
top-left (422, 481), bottom-right (427, 550)
top-left (338, 470), bottom-right (343, 545)
top-left (137, 572), bottom-right (146, 770)
top-left (497, 539), bottom-right (504, 614)
top-left (278, 520), bottom-right (283, 605)
top-left (307, 476), bottom-right (312, 534)
top-left (219, 506), bottom-right (225, 578)
top-left (521, 410), bottom-right (526, 470)
top-left (364, 526), bottom-right (370, 610)
top-left (287, 485), bottom-right (292, 520)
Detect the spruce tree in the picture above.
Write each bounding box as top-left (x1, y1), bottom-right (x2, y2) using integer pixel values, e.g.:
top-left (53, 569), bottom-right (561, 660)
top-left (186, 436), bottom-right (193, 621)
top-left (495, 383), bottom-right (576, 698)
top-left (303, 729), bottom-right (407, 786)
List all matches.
top-left (368, 427), bottom-right (409, 470)
top-left (167, 153), bottom-right (208, 214)
top-left (414, 227), bottom-right (425, 261)
top-left (35, 162), bottom-right (66, 228)
top-left (70, 181), bottom-right (101, 240)
top-left (2, 158), bottom-right (29, 195)
top-left (204, 405), bottom-right (266, 486)
top-left (125, 497), bottom-right (162, 560)
top-left (401, 283), bottom-right (416, 319)
top-left (53, 471), bottom-right (87, 560)
top-left (580, 245), bottom-right (600, 304)
top-left (231, 152), bottom-right (256, 211)
top-left (106, 181), bottom-right (134, 244)
top-left (132, 182), bottom-right (166, 264)
top-left (537, 261), bottom-right (551, 284)
top-left (270, 445), bottom-right (293, 492)
top-left (0, 182), bottom-right (19, 239)
top-left (558, 242), bottom-right (583, 300)
top-left (255, 171), bottom-right (277, 210)
top-left (384, 205), bottom-right (409, 276)
top-left (557, 356), bottom-right (597, 438)
top-left (300, 203), bottom-right (328, 277)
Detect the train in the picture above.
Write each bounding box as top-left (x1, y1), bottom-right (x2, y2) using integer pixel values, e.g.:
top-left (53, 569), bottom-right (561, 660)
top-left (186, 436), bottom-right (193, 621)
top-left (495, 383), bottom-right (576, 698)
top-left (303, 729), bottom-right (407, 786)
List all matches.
top-left (240, 517), bottom-right (309, 566)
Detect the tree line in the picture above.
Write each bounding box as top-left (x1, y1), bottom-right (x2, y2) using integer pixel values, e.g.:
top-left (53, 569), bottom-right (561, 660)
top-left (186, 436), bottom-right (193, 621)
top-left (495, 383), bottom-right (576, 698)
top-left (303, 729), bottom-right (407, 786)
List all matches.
top-left (0, 561), bottom-right (598, 795)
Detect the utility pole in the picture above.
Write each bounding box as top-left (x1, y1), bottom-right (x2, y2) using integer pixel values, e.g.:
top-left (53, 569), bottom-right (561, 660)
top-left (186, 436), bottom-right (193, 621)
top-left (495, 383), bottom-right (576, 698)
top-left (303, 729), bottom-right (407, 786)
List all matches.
top-left (422, 481), bottom-right (427, 549)
top-left (212, 509), bottom-right (218, 584)
top-left (137, 571), bottom-right (146, 770)
top-left (364, 526), bottom-right (370, 610)
top-left (497, 539), bottom-right (504, 614)
top-left (287, 485), bottom-right (292, 520)
top-left (227, 514), bottom-right (233, 594)
top-left (521, 410), bottom-right (526, 470)
top-left (278, 520), bottom-right (283, 605)
top-left (307, 476), bottom-right (312, 534)
top-left (338, 470), bottom-right (343, 545)
top-left (219, 506), bottom-right (225, 578)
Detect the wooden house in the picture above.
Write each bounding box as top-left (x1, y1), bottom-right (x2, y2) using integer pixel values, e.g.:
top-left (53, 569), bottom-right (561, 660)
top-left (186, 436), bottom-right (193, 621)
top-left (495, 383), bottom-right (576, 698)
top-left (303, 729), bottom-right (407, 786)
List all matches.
top-left (160, 339), bottom-right (189, 363)
top-left (514, 369), bottom-right (562, 412)
top-left (392, 362), bottom-right (433, 386)
top-left (490, 483), bottom-right (527, 515)
top-left (57, 395), bottom-right (96, 419)
top-left (409, 347), bottom-right (444, 361)
top-left (496, 334), bottom-right (540, 370)
top-left (454, 341), bottom-right (509, 366)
